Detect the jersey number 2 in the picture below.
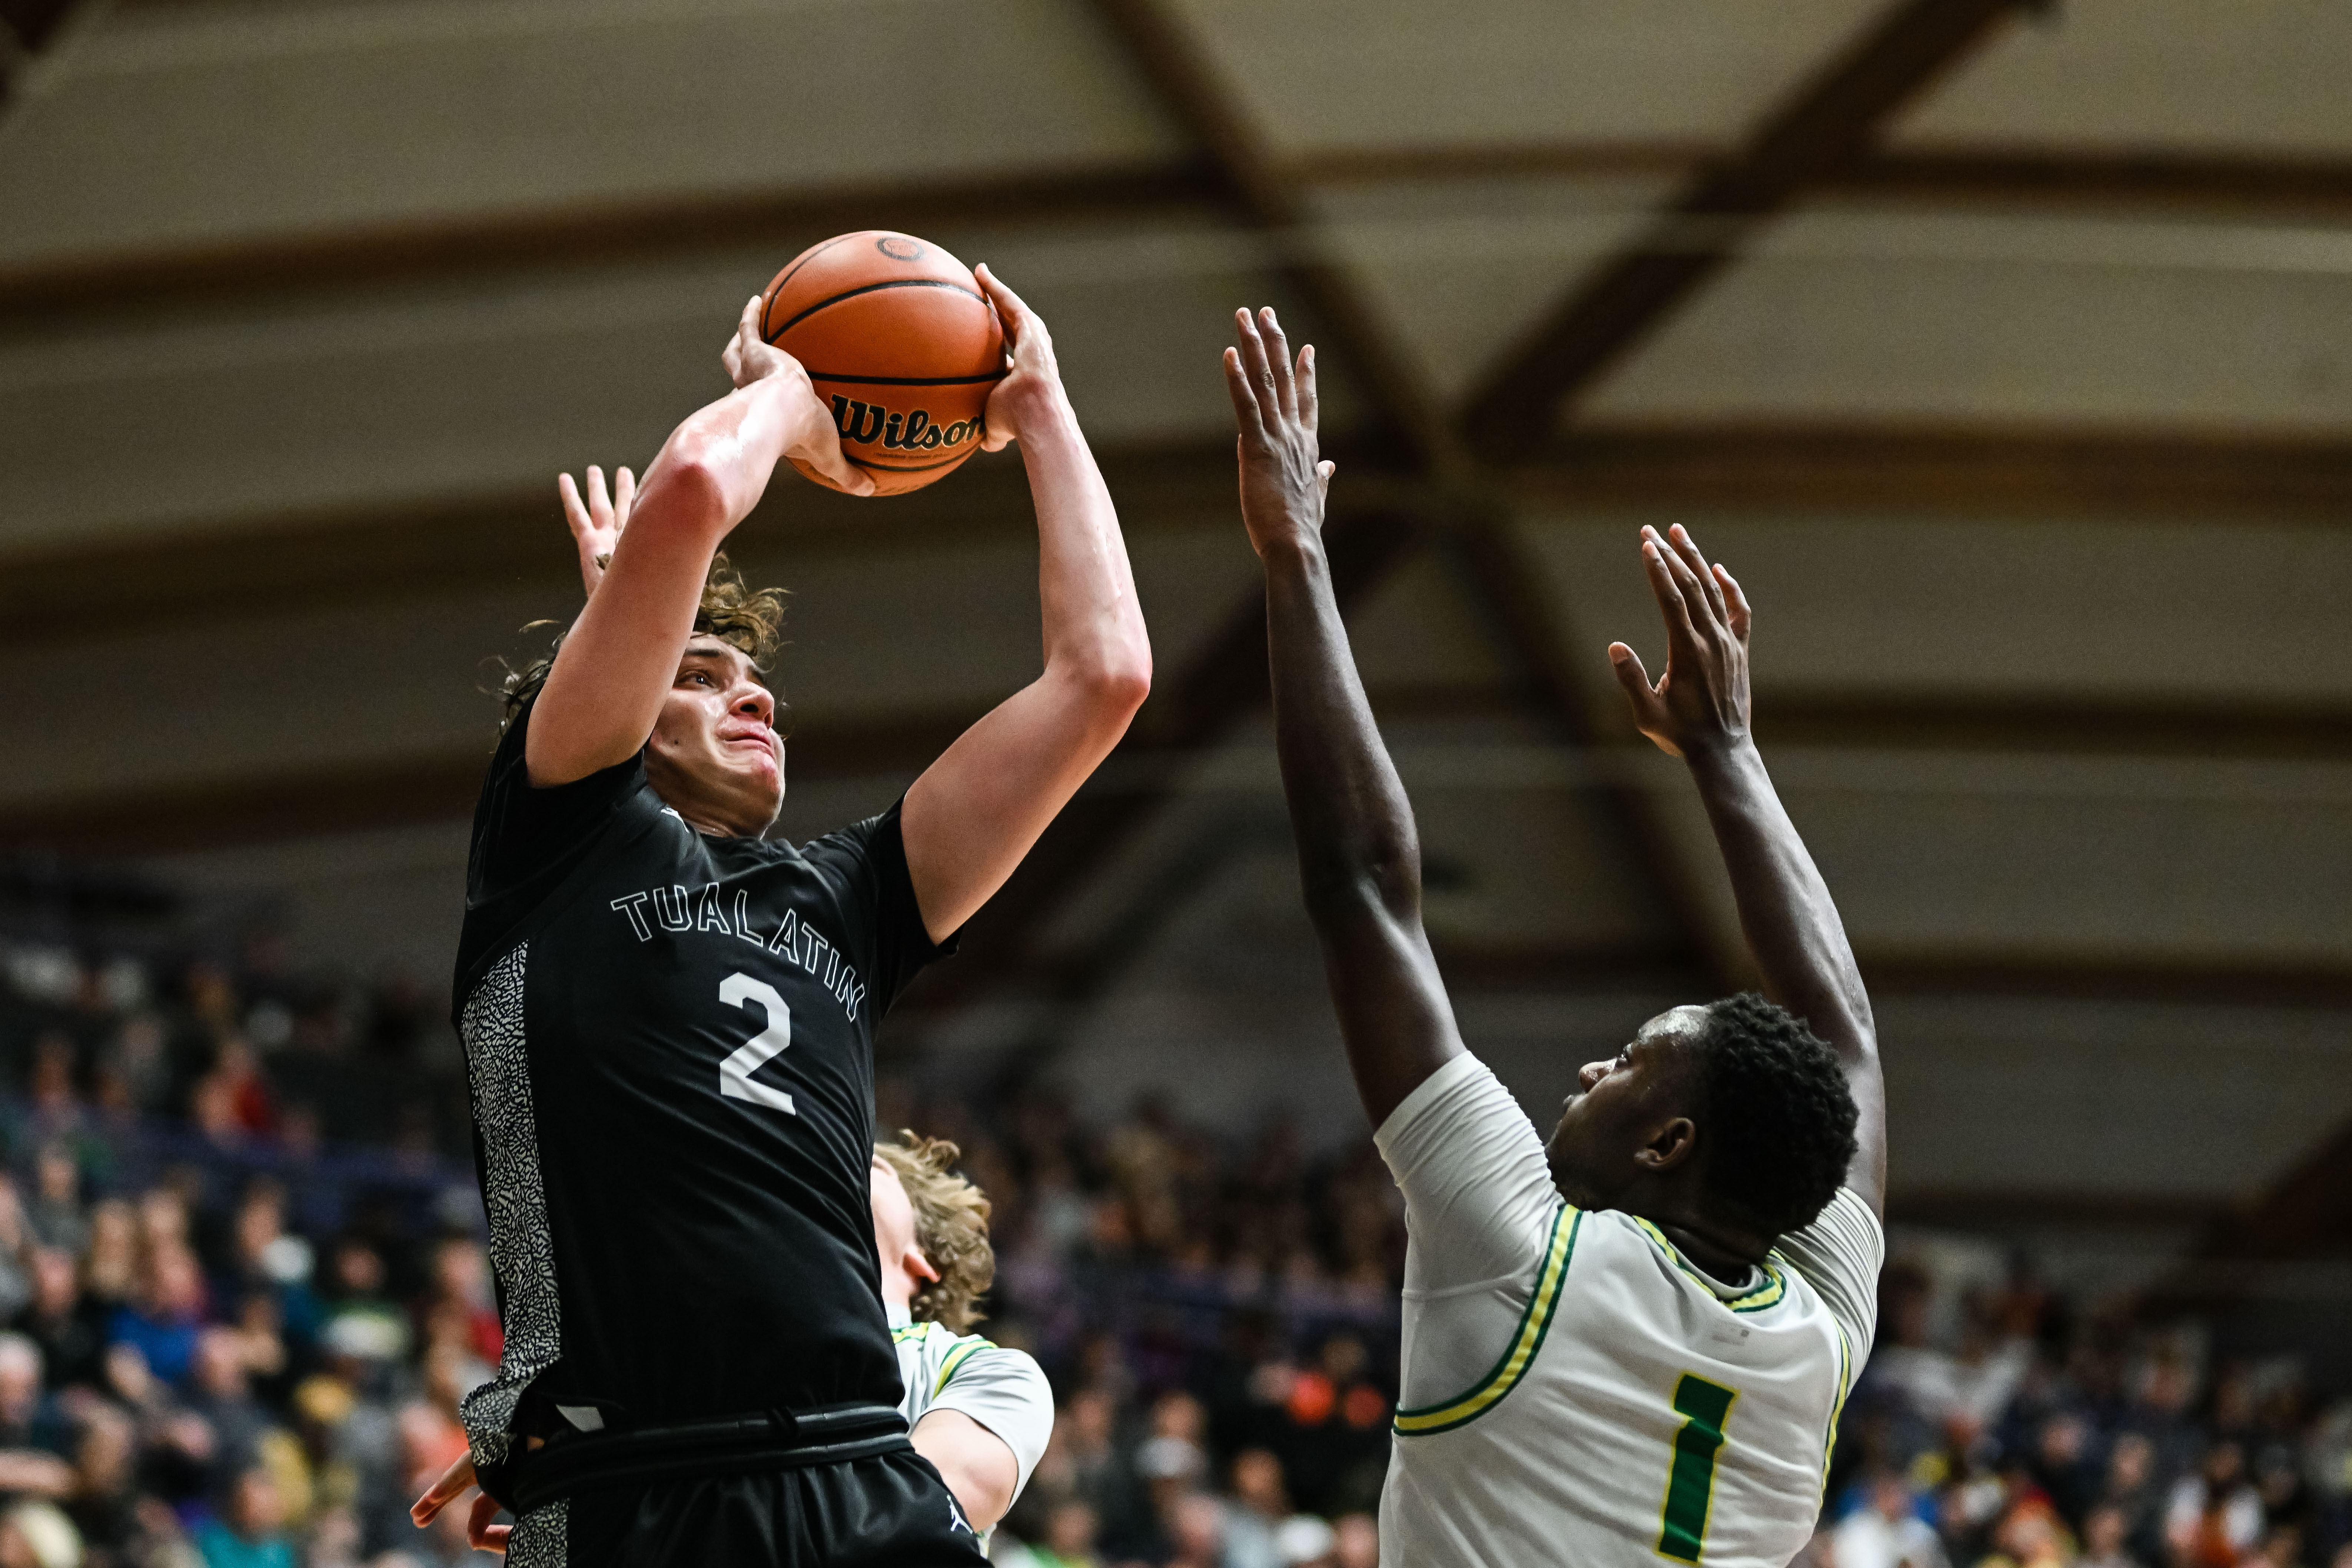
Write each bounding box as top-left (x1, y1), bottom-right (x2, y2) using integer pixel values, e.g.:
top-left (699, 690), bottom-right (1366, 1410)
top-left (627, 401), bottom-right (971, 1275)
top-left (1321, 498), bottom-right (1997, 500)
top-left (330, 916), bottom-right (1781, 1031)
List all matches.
top-left (1658, 1373), bottom-right (1738, 1563)
top-left (718, 973), bottom-right (796, 1114)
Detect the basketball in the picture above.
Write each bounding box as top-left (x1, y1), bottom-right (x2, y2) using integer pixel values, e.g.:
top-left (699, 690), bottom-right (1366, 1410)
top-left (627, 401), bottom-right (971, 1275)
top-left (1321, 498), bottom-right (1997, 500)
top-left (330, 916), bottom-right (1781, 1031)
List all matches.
top-left (759, 231), bottom-right (1005, 496)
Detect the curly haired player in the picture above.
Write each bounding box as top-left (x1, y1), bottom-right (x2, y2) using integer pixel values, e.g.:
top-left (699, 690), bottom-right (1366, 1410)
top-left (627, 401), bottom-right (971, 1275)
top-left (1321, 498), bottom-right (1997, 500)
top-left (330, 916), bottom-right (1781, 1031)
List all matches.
top-left (411, 272), bottom-right (1147, 1567)
top-left (1223, 306), bottom-right (1883, 1568)
top-left (869, 1134), bottom-right (1052, 1545)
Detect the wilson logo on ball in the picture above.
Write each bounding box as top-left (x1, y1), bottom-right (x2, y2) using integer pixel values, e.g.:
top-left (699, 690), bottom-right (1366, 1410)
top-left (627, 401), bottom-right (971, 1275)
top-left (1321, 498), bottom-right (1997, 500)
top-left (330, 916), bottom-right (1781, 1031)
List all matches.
top-left (761, 229), bottom-right (1005, 495)
top-left (830, 396), bottom-right (984, 453)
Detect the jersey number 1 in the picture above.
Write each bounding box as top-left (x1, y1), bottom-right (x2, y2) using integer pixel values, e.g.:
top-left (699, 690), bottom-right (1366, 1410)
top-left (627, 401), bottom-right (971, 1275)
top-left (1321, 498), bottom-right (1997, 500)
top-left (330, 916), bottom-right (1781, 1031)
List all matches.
top-left (1657, 1373), bottom-right (1738, 1563)
top-left (718, 973), bottom-right (796, 1114)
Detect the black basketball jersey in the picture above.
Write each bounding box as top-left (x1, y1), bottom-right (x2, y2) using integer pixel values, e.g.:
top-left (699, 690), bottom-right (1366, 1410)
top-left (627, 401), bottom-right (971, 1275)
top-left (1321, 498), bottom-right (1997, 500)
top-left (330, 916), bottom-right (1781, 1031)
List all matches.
top-left (448, 700), bottom-right (951, 1465)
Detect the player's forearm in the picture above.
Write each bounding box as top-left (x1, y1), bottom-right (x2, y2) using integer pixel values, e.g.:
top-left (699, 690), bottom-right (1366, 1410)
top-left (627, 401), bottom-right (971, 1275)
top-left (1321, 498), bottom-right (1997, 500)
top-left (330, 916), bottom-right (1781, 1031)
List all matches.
top-left (639, 376), bottom-right (801, 541)
top-left (1263, 535), bottom-right (1421, 924)
top-left (1684, 739), bottom-right (1876, 1064)
top-left (527, 383), bottom-right (800, 784)
top-left (1015, 392), bottom-right (1152, 714)
top-left (1265, 533), bottom-right (1463, 1127)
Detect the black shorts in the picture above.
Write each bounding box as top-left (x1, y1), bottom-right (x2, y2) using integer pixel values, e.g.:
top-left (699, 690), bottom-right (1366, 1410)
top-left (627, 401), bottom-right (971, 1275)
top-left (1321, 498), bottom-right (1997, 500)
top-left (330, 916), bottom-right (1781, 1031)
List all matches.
top-left (509, 1448), bottom-right (989, 1568)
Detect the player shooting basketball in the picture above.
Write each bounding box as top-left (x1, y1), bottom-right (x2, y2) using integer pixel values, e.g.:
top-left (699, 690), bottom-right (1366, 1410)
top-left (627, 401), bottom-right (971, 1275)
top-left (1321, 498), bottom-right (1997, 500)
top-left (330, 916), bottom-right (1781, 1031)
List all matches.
top-left (410, 269), bottom-right (1147, 1566)
top-left (1223, 305), bottom-right (1883, 1568)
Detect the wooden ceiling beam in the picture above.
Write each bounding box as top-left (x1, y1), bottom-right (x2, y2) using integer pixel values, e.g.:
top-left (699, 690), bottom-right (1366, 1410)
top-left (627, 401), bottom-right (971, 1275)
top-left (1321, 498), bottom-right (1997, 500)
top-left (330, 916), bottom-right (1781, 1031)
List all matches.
top-left (1524, 421), bottom-right (2352, 519)
top-left (1757, 692), bottom-right (2352, 762)
top-left (0, 0), bottom-right (77, 57)
top-left (1297, 143), bottom-right (2352, 219)
top-left (1458, 0), bottom-right (2027, 461)
top-left (0, 439), bottom-right (1405, 652)
top-left (7, 141), bottom-right (2344, 336)
top-left (1370, 682), bottom-right (2352, 764)
top-left (1833, 146), bottom-right (2352, 216)
top-left (0, 162), bottom-right (1223, 330)
top-left (10, 420), bottom-right (2343, 656)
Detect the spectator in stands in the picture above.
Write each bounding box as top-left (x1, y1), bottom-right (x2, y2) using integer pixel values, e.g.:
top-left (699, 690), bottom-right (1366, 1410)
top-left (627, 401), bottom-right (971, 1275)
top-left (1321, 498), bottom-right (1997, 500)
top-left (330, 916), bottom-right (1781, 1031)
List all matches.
top-left (105, 1245), bottom-right (204, 1388)
top-left (1329, 1513), bottom-right (1378, 1568)
top-left (0, 1499), bottom-right (82, 1568)
top-left (1836, 1471), bottom-right (1949, 1568)
top-left (1219, 1448), bottom-right (1289, 1568)
top-left (2079, 1503), bottom-right (2144, 1568)
top-left (2099, 1432), bottom-right (2167, 1565)
top-left (0, 1337), bottom-right (71, 1504)
top-left (16, 1249), bottom-right (98, 1396)
top-left (2167, 1440), bottom-right (2265, 1568)
top-left (186, 1326), bottom-right (272, 1484)
top-left (77, 1204), bottom-right (134, 1320)
top-left (316, 1240), bottom-right (406, 1368)
top-left (1020, 1499), bottom-right (1102, 1568)
top-left (1163, 1492), bottom-right (1226, 1568)
top-left (416, 1238), bottom-right (499, 1374)
top-left (193, 1466), bottom-right (294, 1568)
top-left (24, 1151), bottom-right (85, 1262)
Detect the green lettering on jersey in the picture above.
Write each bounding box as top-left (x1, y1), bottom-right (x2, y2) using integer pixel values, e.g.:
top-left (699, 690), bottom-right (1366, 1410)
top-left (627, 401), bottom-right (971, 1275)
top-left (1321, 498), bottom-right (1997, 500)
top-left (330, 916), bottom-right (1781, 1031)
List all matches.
top-left (1657, 1373), bottom-right (1738, 1563)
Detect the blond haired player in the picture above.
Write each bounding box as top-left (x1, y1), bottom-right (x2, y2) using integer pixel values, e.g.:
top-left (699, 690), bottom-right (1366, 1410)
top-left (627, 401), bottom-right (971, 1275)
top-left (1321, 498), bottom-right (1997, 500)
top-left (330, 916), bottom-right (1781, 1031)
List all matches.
top-left (870, 1135), bottom-right (1052, 1543)
top-left (1223, 306), bottom-right (1884, 1568)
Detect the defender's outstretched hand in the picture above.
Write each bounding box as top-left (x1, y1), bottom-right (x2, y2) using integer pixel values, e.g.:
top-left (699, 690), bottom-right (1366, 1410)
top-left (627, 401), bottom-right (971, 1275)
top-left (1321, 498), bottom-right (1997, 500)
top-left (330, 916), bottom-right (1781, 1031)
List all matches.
top-left (558, 464), bottom-right (635, 599)
top-left (1232, 302), bottom-right (1460, 1129)
top-left (1221, 307), bottom-right (1333, 558)
top-left (973, 264), bottom-right (1061, 453)
top-left (1609, 523), bottom-right (1753, 759)
top-left (720, 295), bottom-right (873, 497)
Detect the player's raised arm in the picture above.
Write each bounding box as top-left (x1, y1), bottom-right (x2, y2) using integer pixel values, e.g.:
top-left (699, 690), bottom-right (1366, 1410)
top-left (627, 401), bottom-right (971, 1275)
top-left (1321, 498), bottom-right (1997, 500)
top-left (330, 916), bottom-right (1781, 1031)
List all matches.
top-left (1226, 307), bottom-right (1465, 1128)
top-left (1609, 525), bottom-right (1887, 1213)
top-left (899, 266), bottom-right (1152, 943)
top-left (526, 297), bottom-right (872, 787)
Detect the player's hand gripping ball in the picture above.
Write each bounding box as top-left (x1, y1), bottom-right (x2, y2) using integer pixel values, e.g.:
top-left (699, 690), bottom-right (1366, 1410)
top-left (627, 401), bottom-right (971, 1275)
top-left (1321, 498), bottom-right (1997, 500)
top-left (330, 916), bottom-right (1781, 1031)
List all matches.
top-left (759, 232), bottom-right (1004, 496)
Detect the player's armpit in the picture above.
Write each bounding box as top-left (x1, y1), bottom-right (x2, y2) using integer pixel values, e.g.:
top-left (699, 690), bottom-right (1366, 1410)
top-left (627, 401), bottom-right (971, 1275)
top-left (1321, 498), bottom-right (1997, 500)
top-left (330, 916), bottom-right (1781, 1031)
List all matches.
top-left (910, 1408), bottom-right (1020, 1532)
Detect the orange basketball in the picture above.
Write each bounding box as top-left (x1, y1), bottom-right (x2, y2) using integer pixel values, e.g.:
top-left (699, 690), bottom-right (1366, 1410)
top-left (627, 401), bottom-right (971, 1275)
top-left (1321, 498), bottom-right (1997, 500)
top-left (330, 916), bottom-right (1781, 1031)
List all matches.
top-left (759, 232), bottom-right (1004, 496)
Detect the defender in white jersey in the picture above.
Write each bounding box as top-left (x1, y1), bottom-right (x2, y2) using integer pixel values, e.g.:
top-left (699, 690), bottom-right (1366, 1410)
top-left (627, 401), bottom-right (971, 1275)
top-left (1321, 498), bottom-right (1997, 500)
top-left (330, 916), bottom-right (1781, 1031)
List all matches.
top-left (871, 1136), bottom-right (1053, 1543)
top-left (1220, 307), bottom-right (1890, 1568)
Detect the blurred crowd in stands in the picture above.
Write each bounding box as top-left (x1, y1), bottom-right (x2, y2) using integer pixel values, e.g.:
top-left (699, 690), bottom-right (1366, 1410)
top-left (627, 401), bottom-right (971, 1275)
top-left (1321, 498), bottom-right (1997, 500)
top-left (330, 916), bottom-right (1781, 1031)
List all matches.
top-left (1811, 1262), bottom-right (2352, 1568)
top-left (0, 857), bottom-right (2345, 1568)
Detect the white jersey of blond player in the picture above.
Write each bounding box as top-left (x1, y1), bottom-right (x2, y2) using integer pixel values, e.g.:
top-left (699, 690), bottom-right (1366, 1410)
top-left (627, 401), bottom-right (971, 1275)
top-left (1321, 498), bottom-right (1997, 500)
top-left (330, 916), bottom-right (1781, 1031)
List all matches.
top-left (1375, 1054), bottom-right (1884, 1568)
top-left (890, 1303), bottom-right (1054, 1548)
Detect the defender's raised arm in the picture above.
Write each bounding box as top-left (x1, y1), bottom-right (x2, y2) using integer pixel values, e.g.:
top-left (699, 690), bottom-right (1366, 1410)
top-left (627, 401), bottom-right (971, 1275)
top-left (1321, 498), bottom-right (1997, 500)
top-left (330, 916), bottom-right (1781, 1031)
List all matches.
top-left (1609, 524), bottom-right (1887, 1212)
top-left (1225, 307), bottom-right (1464, 1128)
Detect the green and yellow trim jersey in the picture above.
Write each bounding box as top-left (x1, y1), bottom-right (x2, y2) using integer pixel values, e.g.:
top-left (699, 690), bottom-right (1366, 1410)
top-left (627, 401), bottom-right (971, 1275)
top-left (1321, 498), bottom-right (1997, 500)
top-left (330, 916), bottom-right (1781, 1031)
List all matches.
top-left (889, 1309), bottom-right (1055, 1506)
top-left (1372, 1054), bottom-right (1882, 1568)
